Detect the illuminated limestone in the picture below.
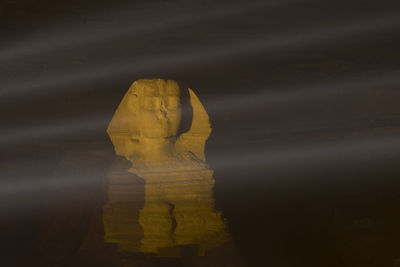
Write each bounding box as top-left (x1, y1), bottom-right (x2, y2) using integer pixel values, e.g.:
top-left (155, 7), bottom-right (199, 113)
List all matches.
top-left (103, 79), bottom-right (228, 257)
top-left (106, 79), bottom-right (181, 168)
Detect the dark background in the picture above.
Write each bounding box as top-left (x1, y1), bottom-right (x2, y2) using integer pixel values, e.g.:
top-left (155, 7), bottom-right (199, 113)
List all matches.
top-left (1, 0), bottom-right (400, 266)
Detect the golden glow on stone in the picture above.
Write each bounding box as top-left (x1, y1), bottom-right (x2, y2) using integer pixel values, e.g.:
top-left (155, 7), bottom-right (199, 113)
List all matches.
top-left (103, 79), bottom-right (228, 257)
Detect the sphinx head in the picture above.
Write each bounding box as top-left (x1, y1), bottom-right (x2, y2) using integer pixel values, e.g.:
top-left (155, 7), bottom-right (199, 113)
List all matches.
top-left (108, 78), bottom-right (211, 170)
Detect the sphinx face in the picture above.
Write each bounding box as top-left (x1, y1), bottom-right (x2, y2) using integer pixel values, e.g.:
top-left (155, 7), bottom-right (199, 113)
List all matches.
top-left (108, 79), bottom-right (182, 167)
top-left (128, 79), bottom-right (181, 139)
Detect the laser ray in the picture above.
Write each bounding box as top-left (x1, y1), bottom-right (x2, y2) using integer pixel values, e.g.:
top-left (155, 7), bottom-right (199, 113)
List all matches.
top-left (0, 0), bottom-right (287, 63)
top-left (1, 72), bottom-right (399, 145)
top-left (1, 13), bottom-right (399, 101)
top-left (2, 133), bottom-right (400, 196)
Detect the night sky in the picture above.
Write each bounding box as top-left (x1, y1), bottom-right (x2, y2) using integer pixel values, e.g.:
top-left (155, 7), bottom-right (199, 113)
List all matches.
top-left (1, 0), bottom-right (400, 266)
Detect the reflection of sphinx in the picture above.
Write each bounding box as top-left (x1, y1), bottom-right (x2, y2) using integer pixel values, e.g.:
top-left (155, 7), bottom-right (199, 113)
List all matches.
top-left (103, 79), bottom-right (228, 257)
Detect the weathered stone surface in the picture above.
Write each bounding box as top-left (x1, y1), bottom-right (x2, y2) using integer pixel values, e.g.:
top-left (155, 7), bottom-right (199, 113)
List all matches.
top-left (103, 78), bottom-right (228, 257)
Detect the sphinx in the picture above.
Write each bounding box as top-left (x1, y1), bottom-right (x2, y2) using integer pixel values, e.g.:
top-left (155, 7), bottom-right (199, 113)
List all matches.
top-left (103, 79), bottom-right (228, 257)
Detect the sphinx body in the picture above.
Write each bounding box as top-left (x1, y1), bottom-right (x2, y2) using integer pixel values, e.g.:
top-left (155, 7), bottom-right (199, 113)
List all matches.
top-left (103, 79), bottom-right (228, 257)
